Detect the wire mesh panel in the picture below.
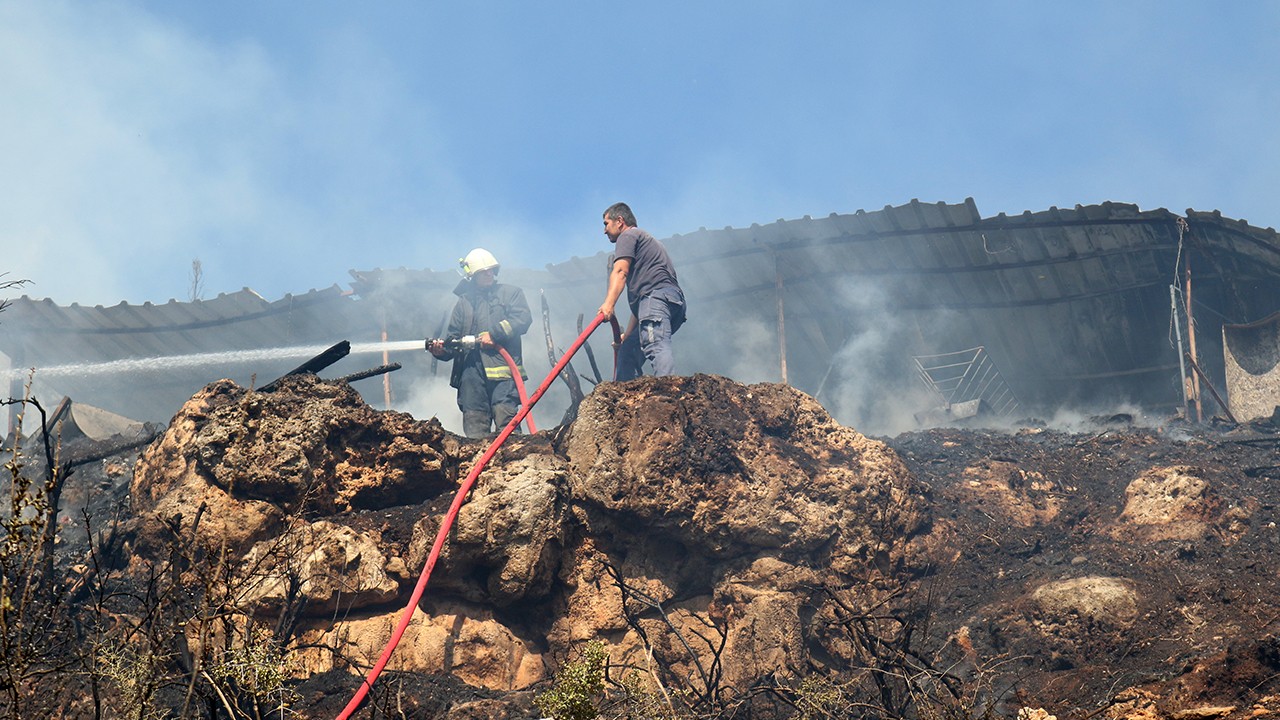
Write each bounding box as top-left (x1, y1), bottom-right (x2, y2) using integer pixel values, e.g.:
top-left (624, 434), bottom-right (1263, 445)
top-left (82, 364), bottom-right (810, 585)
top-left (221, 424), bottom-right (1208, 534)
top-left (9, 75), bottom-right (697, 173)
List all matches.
top-left (912, 346), bottom-right (1020, 418)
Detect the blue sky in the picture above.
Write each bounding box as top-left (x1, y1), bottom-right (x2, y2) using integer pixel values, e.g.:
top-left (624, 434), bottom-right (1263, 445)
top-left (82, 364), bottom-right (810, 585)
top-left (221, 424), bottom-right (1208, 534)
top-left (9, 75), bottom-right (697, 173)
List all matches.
top-left (3, 1), bottom-right (1278, 306)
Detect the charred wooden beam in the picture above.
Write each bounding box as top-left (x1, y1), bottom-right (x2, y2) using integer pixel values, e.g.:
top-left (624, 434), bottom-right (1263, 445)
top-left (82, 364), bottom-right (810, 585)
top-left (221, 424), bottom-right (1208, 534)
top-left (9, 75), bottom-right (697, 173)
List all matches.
top-left (64, 425), bottom-right (165, 470)
top-left (577, 313), bottom-right (603, 385)
top-left (335, 363), bottom-right (401, 385)
top-left (259, 340), bottom-right (351, 392)
top-left (1185, 352), bottom-right (1237, 424)
top-left (541, 292), bottom-right (585, 406)
top-left (44, 396), bottom-right (72, 435)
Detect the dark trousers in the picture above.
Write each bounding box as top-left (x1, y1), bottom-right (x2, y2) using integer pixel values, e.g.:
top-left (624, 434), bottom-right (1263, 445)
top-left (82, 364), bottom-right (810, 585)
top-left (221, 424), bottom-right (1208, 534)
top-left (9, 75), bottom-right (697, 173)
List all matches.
top-left (457, 364), bottom-right (521, 438)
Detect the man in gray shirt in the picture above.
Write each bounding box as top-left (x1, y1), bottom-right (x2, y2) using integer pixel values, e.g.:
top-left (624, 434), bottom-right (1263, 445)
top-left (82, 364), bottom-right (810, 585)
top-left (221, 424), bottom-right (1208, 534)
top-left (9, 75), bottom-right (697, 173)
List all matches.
top-left (597, 202), bottom-right (687, 380)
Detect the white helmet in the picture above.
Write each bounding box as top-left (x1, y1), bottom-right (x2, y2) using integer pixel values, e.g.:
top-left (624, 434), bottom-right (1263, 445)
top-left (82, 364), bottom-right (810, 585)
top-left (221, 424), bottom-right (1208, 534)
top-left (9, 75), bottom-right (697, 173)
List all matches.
top-left (460, 248), bottom-right (500, 278)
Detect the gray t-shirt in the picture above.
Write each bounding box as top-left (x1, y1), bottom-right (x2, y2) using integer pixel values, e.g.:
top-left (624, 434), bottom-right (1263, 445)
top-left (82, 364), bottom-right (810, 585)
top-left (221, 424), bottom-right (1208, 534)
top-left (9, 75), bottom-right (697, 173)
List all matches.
top-left (612, 227), bottom-right (681, 312)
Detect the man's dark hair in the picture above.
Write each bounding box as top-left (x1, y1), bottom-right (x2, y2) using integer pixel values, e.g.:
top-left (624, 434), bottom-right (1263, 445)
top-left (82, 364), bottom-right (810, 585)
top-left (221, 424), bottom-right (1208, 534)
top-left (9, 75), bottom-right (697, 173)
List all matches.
top-left (604, 202), bottom-right (637, 227)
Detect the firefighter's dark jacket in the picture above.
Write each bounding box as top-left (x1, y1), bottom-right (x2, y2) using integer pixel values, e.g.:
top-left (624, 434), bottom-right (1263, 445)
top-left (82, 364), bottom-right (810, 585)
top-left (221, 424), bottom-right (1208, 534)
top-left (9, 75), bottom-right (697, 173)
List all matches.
top-left (440, 278), bottom-right (532, 389)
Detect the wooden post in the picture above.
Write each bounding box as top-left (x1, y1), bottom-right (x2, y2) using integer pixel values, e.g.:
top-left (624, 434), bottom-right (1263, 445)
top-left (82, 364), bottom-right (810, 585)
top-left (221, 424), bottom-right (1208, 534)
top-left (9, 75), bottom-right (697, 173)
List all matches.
top-left (1170, 285), bottom-right (1190, 417)
top-left (774, 250), bottom-right (788, 385)
top-left (6, 344), bottom-right (26, 438)
top-left (1184, 258), bottom-right (1202, 422)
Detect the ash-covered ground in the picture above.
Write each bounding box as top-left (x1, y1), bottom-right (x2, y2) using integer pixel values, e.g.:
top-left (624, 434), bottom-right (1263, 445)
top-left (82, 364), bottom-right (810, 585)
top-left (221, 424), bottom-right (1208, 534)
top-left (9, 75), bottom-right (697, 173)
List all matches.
top-left (883, 415), bottom-right (1280, 718)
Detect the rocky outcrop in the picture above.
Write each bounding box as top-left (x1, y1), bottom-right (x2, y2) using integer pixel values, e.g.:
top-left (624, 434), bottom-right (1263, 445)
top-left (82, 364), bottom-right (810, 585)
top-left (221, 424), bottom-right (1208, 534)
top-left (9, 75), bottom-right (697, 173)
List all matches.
top-left (125, 372), bottom-right (926, 714)
top-left (120, 372), bottom-right (1280, 719)
top-left (130, 376), bottom-right (460, 559)
top-left (238, 520), bottom-right (401, 617)
top-left (558, 375), bottom-right (927, 691)
top-left (565, 375), bottom-right (922, 563)
top-left (408, 450), bottom-right (570, 606)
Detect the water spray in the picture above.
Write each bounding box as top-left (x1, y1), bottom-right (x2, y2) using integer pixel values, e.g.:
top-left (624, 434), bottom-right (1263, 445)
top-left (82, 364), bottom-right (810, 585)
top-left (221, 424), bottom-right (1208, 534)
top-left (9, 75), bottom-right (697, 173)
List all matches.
top-left (1, 339), bottom-right (428, 381)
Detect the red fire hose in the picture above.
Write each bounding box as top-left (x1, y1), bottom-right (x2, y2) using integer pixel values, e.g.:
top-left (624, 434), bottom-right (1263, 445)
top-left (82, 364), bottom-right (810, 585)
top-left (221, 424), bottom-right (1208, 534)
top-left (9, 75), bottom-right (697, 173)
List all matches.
top-left (336, 313), bottom-right (621, 719)
top-left (497, 346), bottom-right (535, 434)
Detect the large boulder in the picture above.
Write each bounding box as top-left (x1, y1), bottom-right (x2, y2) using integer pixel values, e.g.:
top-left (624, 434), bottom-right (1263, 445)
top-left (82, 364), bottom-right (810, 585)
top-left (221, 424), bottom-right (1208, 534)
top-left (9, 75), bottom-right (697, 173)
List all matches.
top-left (565, 374), bottom-right (925, 566)
top-left (557, 374), bottom-right (928, 689)
top-left (123, 373), bottom-right (930, 712)
top-left (238, 520), bottom-right (402, 617)
top-left (130, 375), bottom-right (459, 557)
top-left (407, 449), bottom-right (569, 606)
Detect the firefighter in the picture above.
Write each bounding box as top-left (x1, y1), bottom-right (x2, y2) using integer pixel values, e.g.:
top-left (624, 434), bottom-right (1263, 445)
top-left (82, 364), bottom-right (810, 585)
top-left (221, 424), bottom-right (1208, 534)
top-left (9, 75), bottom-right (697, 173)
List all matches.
top-left (428, 248), bottom-right (532, 437)
top-left (597, 202), bottom-right (687, 380)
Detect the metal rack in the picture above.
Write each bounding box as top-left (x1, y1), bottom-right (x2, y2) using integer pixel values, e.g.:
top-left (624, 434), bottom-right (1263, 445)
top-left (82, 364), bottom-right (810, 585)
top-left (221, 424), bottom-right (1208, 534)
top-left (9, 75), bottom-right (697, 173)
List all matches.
top-left (912, 346), bottom-right (1020, 419)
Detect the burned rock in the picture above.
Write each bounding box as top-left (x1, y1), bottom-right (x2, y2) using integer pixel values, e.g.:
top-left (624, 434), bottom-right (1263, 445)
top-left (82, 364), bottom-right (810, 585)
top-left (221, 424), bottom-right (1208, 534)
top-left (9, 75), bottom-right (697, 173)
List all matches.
top-left (67, 373), bottom-right (1280, 718)
top-left (408, 449), bottom-right (569, 606)
top-left (565, 374), bottom-right (928, 565)
top-left (130, 374), bottom-right (458, 556)
top-left (238, 520), bottom-right (401, 617)
top-left (1113, 465), bottom-right (1221, 542)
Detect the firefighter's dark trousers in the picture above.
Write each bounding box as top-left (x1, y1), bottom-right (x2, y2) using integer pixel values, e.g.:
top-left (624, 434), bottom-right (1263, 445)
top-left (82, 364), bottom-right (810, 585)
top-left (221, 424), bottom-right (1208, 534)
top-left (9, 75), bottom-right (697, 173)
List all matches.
top-left (457, 363), bottom-right (521, 438)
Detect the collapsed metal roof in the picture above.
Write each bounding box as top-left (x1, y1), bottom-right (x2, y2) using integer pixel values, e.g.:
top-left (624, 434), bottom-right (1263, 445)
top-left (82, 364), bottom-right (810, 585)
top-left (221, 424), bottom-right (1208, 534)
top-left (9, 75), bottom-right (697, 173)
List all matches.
top-left (661, 199), bottom-right (1280, 416)
top-left (4, 199), bottom-right (1279, 430)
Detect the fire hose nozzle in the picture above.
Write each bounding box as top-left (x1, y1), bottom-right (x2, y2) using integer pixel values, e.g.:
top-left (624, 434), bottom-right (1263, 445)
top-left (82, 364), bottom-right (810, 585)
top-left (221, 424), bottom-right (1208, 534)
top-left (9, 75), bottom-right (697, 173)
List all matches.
top-left (426, 335), bottom-right (479, 353)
